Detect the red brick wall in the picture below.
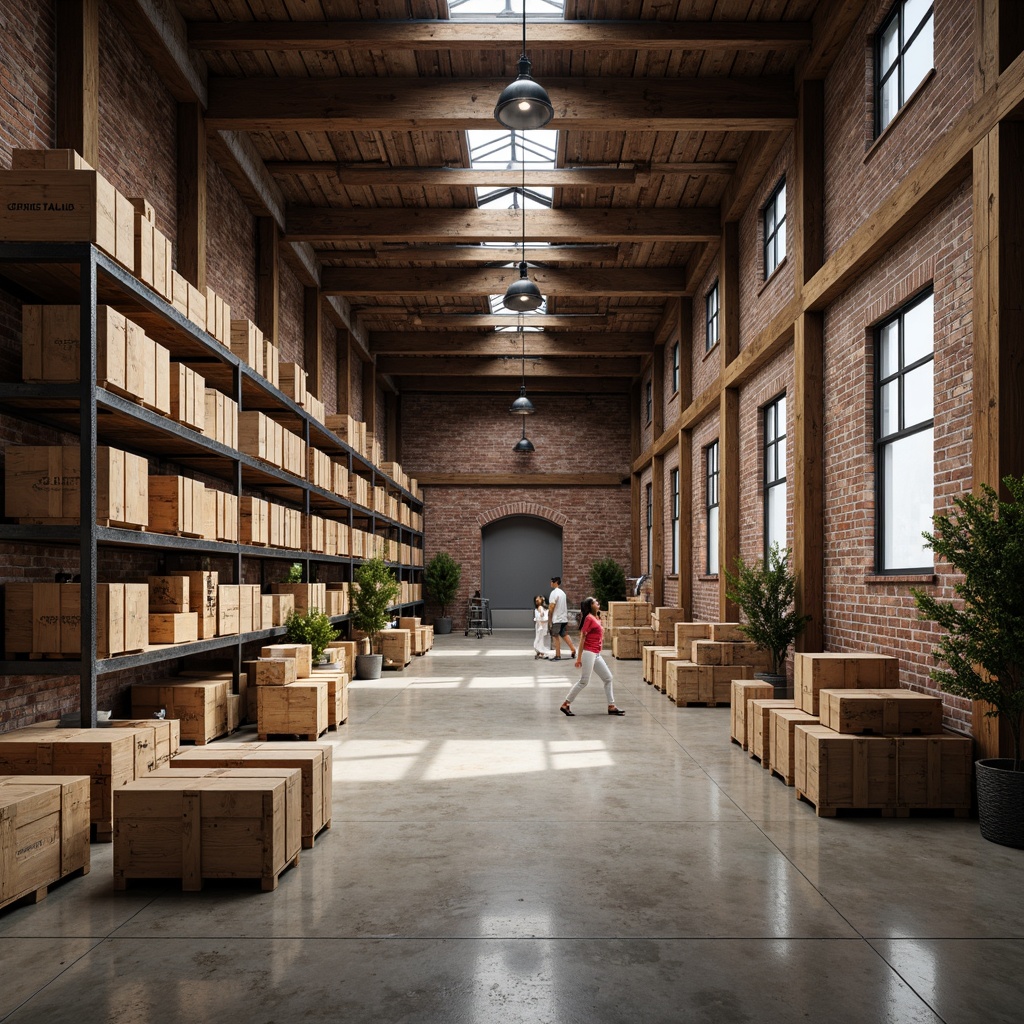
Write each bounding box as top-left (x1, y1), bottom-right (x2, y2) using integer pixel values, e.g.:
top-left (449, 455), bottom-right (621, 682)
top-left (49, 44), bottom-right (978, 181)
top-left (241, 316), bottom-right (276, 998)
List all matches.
top-left (0, 0), bottom-right (54, 164)
top-left (690, 411), bottom-right (719, 622)
top-left (821, 181), bottom-right (973, 732)
top-left (206, 158), bottom-right (256, 323)
top-left (823, 0), bottom-right (975, 257)
top-left (692, 264), bottom-right (720, 398)
top-left (276, 259), bottom-right (305, 365)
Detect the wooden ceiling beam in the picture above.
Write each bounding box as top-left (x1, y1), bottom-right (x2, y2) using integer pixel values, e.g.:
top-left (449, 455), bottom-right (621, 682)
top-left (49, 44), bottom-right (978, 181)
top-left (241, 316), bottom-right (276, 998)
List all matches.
top-left (188, 20), bottom-right (812, 53)
top-left (370, 331), bottom-right (652, 355)
top-left (266, 163), bottom-right (736, 184)
top-left (321, 266), bottom-right (683, 297)
top-left (206, 77), bottom-right (797, 133)
top-left (376, 355), bottom-right (640, 377)
top-left (352, 312), bottom-right (640, 328)
top-left (391, 376), bottom-right (630, 395)
top-left (331, 244), bottom-right (620, 264)
top-left (287, 206), bottom-right (720, 243)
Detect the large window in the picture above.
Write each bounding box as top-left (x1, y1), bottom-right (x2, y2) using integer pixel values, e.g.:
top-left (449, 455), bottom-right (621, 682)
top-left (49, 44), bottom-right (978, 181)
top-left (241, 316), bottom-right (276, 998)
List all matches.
top-left (705, 441), bottom-right (719, 575)
top-left (646, 483), bottom-right (653, 574)
top-left (764, 395), bottom-right (787, 557)
top-left (670, 468), bottom-right (680, 575)
top-left (705, 281), bottom-right (719, 352)
top-left (671, 342), bottom-right (680, 394)
top-left (763, 179), bottom-right (787, 279)
top-left (876, 1), bottom-right (934, 135)
top-left (876, 290), bottom-right (934, 572)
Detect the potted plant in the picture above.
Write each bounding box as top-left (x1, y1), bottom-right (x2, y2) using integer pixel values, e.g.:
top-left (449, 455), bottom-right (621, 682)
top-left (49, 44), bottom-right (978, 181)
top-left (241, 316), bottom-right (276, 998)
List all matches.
top-left (350, 557), bottom-right (401, 679)
top-left (589, 557), bottom-right (627, 608)
top-left (424, 550), bottom-right (461, 635)
top-left (284, 562), bottom-right (304, 583)
top-left (913, 475), bottom-right (1024, 849)
top-left (284, 608), bottom-right (337, 665)
top-left (724, 544), bottom-right (811, 696)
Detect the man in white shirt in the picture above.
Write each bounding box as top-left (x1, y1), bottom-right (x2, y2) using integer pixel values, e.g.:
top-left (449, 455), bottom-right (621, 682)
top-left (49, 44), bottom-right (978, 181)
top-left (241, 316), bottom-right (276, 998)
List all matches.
top-left (548, 576), bottom-right (577, 661)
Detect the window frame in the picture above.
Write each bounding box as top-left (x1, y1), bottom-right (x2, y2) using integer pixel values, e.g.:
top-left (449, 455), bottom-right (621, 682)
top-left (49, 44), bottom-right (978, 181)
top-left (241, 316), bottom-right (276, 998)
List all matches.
top-left (874, 288), bottom-right (935, 574)
top-left (705, 280), bottom-right (720, 353)
top-left (705, 441), bottom-right (719, 575)
top-left (763, 393), bottom-right (788, 560)
top-left (762, 178), bottom-right (787, 280)
top-left (671, 342), bottom-right (680, 394)
top-left (645, 482), bottom-right (654, 574)
top-left (670, 467), bottom-right (680, 575)
top-left (875, 1), bottom-right (935, 137)
top-left (645, 379), bottom-right (653, 425)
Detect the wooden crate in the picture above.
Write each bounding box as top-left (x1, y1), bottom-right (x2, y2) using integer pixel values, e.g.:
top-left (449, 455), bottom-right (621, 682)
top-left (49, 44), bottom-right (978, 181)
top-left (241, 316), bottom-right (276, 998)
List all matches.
top-left (240, 496), bottom-right (270, 546)
top-left (0, 775), bottom-right (91, 911)
top-left (895, 735), bottom-right (973, 814)
top-left (261, 643), bottom-right (313, 679)
top-left (0, 169), bottom-right (133, 268)
top-left (108, 719), bottom-right (181, 767)
top-left (327, 640), bottom-right (358, 678)
top-left (278, 362), bottom-right (308, 403)
top-left (168, 363), bottom-right (206, 432)
top-left (817, 689), bottom-right (944, 736)
top-left (667, 663), bottom-right (752, 706)
top-left (230, 319), bottom-right (264, 373)
top-left (171, 743), bottom-right (332, 848)
top-left (794, 652), bottom-right (901, 716)
top-left (652, 648), bottom-right (684, 693)
top-left (141, 335), bottom-right (171, 416)
top-left (769, 708), bottom-right (820, 786)
top-left (113, 772), bottom-right (301, 891)
top-left (708, 622), bottom-right (747, 642)
top-left (641, 645), bottom-right (675, 683)
top-left (748, 698), bottom-right (797, 768)
top-left (148, 475), bottom-right (204, 537)
top-left (673, 622), bottom-right (710, 652)
top-left (266, 593), bottom-right (294, 626)
top-left (131, 680), bottom-right (228, 746)
top-left (729, 680), bottom-right (776, 748)
top-left (4, 445), bottom-right (148, 528)
top-left (379, 629), bottom-right (411, 668)
top-left (148, 613), bottom-right (198, 645)
top-left (217, 585), bottom-right (239, 636)
top-left (794, 725), bottom-right (897, 816)
top-left (253, 658), bottom-right (298, 686)
top-left (269, 583), bottom-right (327, 616)
top-left (238, 410), bottom-right (274, 464)
top-left (663, 660), bottom-right (695, 703)
top-left (307, 668), bottom-right (349, 729)
top-left (690, 640), bottom-right (769, 669)
top-left (181, 570), bottom-right (218, 640)
top-left (0, 728), bottom-right (155, 840)
top-left (148, 575), bottom-right (189, 613)
top-left (257, 681), bottom-right (328, 741)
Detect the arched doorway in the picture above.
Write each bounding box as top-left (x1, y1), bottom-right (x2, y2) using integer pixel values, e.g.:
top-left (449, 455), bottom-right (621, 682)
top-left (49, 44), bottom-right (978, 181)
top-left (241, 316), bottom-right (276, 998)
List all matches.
top-left (481, 515), bottom-right (563, 627)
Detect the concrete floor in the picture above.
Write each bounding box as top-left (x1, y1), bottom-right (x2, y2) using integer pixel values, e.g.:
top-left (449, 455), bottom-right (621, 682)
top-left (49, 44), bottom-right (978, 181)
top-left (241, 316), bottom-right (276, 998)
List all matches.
top-left (2, 631), bottom-right (1023, 1023)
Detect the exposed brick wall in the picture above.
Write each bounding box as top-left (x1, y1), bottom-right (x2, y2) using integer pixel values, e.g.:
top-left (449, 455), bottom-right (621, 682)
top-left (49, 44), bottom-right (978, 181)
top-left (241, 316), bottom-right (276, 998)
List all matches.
top-left (823, 0), bottom-right (975, 258)
top-left (276, 258), bottom-right (305, 365)
top-left (821, 181), bottom-right (973, 733)
top-left (691, 264), bottom-right (720, 399)
top-left (206, 157), bottom-right (256, 323)
top-left (0, 0), bottom-right (54, 165)
top-left (690, 411), bottom-right (719, 622)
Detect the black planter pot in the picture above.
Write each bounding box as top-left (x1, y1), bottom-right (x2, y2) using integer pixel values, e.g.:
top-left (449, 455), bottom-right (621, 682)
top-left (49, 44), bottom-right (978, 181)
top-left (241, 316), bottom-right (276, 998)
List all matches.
top-left (355, 653), bottom-right (383, 680)
top-left (975, 758), bottom-right (1024, 849)
top-left (754, 671), bottom-right (789, 698)
top-left (434, 617), bottom-right (453, 635)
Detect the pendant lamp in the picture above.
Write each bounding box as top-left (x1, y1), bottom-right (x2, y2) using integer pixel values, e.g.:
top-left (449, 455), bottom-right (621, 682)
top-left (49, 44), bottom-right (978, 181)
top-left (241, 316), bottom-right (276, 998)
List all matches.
top-left (509, 323), bottom-right (535, 415)
top-left (502, 148), bottom-right (544, 312)
top-left (513, 418), bottom-right (535, 453)
top-left (494, 2), bottom-right (553, 131)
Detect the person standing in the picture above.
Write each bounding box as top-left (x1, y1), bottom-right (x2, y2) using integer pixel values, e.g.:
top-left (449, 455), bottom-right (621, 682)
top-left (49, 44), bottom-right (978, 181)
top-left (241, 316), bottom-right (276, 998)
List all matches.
top-left (547, 576), bottom-right (577, 661)
top-left (559, 597), bottom-right (625, 716)
top-left (532, 595), bottom-right (554, 659)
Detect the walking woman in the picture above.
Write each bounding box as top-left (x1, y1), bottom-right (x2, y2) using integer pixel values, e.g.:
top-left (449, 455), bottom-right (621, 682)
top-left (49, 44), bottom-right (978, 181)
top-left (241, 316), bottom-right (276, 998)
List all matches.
top-left (559, 597), bottom-right (625, 716)
top-left (532, 594), bottom-right (554, 659)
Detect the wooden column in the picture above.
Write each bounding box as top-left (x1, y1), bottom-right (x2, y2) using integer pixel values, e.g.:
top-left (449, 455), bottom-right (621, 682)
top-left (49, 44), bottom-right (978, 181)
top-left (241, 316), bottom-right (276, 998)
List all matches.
top-left (256, 217), bottom-right (279, 345)
top-left (176, 102), bottom-right (207, 291)
top-left (792, 312), bottom-right (825, 653)
top-left (720, 221), bottom-right (740, 369)
top-left (55, 0), bottom-right (99, 168)
top-left (718, 387), bottom-right (740, 620)
top-left (303, 287), bottom-right (322, 399)
top-left (677, 297), bottom-right (693, 408)
top-left (362, 360), bottom-right (377, 435)
top-left (651, 453), bottom-right (665, 607)
top-left (336, 327), bottom-right (352, 417)
top-left (677, 428), bottom-right (693, 620)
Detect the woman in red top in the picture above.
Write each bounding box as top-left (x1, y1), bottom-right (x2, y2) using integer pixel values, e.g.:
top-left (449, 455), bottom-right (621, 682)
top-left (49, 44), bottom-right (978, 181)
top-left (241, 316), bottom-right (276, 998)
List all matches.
top-left (559, 597), bottom-right (625, 716)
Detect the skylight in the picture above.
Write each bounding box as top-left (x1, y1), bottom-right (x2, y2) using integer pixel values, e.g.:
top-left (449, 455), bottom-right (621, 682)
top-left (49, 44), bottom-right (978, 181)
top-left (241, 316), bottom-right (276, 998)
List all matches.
top-left (449, 0), bottom-right (564, 19)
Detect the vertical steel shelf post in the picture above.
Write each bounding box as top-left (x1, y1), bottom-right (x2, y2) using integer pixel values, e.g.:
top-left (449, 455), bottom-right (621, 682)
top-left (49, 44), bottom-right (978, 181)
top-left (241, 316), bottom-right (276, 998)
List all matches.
top-left (78, 245), bottom-right (98, 727)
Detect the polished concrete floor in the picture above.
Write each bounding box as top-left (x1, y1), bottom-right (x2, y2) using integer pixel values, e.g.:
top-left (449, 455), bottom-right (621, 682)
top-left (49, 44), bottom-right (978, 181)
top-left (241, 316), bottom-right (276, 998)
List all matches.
top-left (2, 631), bottom-right (1023, 1023)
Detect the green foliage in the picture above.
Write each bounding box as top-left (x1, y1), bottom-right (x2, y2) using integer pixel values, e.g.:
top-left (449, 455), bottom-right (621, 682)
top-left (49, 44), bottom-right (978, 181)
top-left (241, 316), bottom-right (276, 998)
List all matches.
top-left (284, 608), bottom-right (337, 663)
top-left (351, 557), bottom-right (402, 647)
top-left (589, 558), bottom-right (626, 608)
top-left (913, 475), bottom-right (1024, 770)
top-left (284, 562), bottom-right (304, 583)
top-left (424, 550), bottom-right (462, 617)
top-left (724, 544), bottom-right (811, 676)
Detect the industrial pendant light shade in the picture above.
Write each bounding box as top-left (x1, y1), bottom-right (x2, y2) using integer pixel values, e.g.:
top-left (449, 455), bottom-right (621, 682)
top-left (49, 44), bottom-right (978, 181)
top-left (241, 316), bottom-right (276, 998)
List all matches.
top-left (494, 56), bottom-right (553, 130)
top-left (510, 324), bottom-right (536, 414)
top-left (513, 419), bottom-right (535, 453)
top-left (494, 3), bottom-right (553, 131)
top-left (502, 262), bottom-right (544, 311)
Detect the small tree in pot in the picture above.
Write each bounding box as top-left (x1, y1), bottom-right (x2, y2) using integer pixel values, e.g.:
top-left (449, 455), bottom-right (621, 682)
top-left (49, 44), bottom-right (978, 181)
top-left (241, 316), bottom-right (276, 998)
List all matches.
top-left (589, 557), bottom-right (627, 609)
top-left (724, 544), bottom-right (811, 695)
top-left (913, 475), bottom-right (1024, 848)
top-left (424, 551), bottom-right (461, 635)
top-left (350, 557), bottom-right (401, 679)
top-left (284, 608), bottom-right (337, 664)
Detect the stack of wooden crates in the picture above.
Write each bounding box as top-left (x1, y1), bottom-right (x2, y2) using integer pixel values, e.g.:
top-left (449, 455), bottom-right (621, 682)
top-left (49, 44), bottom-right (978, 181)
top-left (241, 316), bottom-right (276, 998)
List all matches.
top-left (731, 653), bottom-right (973, 818)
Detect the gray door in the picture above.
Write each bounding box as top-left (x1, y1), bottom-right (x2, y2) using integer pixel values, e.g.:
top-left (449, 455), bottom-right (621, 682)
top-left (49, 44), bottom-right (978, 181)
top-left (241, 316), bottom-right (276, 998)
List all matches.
top-left (481, 516), bottom-right (563, 628)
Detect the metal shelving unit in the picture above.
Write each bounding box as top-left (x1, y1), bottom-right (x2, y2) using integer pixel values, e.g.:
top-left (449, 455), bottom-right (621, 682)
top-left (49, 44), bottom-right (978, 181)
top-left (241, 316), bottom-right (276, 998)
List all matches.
top-left (0, 241), bottom-right (424, 723)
